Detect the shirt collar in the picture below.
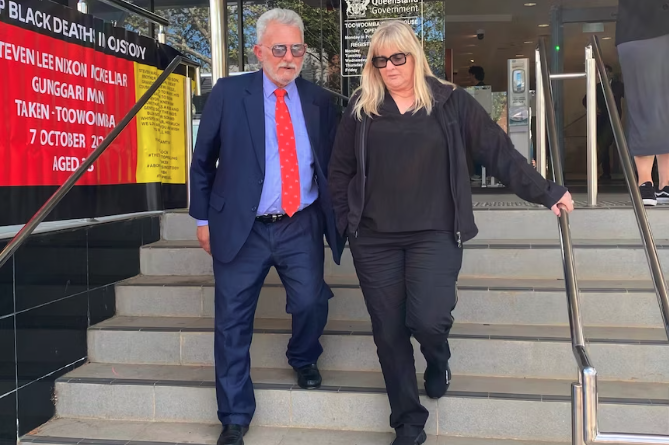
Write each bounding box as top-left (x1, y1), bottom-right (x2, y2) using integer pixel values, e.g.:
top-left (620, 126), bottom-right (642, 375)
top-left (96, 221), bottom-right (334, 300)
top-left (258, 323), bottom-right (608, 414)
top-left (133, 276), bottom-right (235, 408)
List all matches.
top-left (263, 70), bottom-right (298, 99)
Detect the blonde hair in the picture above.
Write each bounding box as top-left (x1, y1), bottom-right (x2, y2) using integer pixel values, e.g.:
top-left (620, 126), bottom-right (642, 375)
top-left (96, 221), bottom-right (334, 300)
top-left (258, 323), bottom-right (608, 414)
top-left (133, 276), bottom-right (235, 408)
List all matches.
top-left (352, 20), bottom-right (452, 120)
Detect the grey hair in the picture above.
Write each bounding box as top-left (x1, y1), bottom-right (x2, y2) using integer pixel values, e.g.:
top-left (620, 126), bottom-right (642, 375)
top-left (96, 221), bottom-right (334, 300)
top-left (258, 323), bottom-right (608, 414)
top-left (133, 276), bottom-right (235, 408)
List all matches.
top-left (256, 8), bottom-right (305, 43)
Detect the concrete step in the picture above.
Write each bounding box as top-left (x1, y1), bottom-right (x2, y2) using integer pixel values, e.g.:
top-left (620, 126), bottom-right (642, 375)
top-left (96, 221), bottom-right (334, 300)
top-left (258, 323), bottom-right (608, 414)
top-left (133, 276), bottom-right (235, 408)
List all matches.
top-left (87, 316), bottom-right (669, 382)
top-left (160, 208), bottom-right (669, 242)
top-left (139, 239), bottom-right (669, 280)
top-left (116, 275), bottom-right (666, 328)
top-left (53, 363), bottom-right (669, 442)
top-left (21, 419), bottom-right (568, 445)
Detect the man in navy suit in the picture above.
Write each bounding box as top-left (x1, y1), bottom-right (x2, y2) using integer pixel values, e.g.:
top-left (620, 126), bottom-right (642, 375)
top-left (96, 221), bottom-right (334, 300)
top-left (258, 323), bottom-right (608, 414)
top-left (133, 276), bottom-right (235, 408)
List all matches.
top-left (189, 8), bottom-right (343, 445)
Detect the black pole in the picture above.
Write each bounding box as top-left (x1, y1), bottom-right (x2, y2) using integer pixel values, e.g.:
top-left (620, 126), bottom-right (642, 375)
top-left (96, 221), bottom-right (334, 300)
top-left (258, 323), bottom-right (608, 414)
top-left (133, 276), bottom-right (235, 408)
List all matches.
top-left (237, 0), bottom-right (244, 71)
top-left (149, 0), bottom-right (155, 38)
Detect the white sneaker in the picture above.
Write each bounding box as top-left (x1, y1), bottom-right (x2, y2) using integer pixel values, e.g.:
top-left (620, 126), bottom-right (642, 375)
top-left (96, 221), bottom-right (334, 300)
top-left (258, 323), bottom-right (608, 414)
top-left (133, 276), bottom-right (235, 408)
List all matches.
top-left (656, 186), bottom-right (669, 204)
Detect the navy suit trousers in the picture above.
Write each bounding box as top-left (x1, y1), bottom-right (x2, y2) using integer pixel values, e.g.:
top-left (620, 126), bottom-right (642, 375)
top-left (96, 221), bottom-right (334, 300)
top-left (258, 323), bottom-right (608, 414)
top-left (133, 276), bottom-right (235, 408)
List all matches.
top-left (212, 204), bottom-right (332, 426)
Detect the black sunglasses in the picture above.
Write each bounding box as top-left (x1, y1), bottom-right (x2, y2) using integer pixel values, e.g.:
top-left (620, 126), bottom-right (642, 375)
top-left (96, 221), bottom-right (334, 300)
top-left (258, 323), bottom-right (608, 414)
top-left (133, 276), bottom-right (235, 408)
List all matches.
top-left (372, 52), bottom-right (409, 69)
top-left (265, 44), bottom-right (307, 58)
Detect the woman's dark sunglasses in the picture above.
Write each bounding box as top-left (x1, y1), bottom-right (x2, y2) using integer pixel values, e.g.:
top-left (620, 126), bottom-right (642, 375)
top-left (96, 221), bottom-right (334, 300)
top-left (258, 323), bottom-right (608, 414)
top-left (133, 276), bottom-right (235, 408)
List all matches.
top-left (372, 52), bottom-right (409, 69)
top-left (266, 44), bottom-right (307, 58)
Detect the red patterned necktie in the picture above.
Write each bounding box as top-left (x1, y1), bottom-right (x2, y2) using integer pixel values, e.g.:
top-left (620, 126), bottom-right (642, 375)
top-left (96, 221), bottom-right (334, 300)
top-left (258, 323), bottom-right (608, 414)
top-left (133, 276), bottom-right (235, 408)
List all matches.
top-left (274, 88), bottom-right (300, 217)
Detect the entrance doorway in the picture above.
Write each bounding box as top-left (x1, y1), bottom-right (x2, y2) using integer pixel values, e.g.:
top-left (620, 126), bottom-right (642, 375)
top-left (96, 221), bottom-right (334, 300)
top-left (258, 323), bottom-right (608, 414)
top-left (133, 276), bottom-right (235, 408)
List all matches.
top-left (441, 0), bottom-right (620, 190)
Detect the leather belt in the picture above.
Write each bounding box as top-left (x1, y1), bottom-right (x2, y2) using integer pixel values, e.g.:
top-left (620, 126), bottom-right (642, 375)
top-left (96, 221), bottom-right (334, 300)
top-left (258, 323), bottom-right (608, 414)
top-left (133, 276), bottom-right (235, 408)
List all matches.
top-left (255, 214), bottom-right (286, 223)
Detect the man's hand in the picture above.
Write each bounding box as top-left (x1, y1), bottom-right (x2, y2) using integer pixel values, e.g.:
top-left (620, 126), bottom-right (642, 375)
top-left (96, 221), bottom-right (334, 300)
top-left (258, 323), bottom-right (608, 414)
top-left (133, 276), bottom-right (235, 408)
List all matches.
top-left (197, 225), bottom-right (211, 255)
top-left (551, 191), bottom-right (575, 216)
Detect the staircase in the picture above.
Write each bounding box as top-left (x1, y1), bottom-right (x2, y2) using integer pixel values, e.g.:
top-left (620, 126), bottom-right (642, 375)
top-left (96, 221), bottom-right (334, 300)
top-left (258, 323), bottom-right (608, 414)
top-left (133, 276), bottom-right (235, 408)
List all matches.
top-left (20, 206), bottom-right (669, 445)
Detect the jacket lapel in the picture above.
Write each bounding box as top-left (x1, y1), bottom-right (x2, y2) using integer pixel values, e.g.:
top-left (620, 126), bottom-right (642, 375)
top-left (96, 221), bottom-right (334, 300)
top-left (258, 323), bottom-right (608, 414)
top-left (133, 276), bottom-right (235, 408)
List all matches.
top-left (243, 71), bottom-right (266, 174)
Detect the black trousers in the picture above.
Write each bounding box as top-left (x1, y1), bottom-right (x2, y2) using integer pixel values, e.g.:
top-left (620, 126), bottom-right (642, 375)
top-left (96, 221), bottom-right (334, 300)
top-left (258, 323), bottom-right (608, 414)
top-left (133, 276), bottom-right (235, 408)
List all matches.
top-left (598, 121), bottom-right (615, 177)
top-left (349, 230), bottom-right (462, 437)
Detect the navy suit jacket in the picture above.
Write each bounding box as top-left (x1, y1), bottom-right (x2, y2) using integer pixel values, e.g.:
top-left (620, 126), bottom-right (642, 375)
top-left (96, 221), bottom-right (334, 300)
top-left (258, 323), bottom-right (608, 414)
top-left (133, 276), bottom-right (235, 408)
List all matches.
top-left (189, 70), bottom-right (344, 265)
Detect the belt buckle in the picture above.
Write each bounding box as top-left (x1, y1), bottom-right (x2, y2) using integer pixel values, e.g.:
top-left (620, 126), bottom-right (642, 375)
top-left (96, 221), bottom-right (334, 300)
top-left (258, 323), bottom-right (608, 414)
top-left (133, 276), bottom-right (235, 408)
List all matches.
top-left (271, 214), bottom-right (279, 222)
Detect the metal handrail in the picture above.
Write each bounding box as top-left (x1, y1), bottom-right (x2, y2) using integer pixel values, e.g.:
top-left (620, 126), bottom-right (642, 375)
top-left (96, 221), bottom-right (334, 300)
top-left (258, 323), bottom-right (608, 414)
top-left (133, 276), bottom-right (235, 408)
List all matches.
top-left (539, 36), bottom-right (669, 445)
top-left (537, 37), bottom-right (587, 358)
top-left (0, 55), bottom-right (200, 271)
top-left (591, 35), bottom-right (669, 341)
top-left (537, 37), bottom-right (594, 445)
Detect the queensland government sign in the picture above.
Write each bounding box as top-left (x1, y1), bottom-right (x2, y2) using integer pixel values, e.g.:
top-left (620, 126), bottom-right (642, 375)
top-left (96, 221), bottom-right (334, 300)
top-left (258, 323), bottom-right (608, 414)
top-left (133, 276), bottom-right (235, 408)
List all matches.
top-left (340, 0), bottom-right (423, 77)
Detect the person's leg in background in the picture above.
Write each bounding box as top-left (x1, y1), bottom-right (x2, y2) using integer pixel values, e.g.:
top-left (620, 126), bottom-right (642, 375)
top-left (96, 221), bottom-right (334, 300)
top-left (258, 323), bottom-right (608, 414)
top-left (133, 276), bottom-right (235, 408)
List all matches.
top-left (598, 123), bottom-right (614, 180)
top-left (635, 155), bottom-right (658, 206)
top-left (349, 233), bottom-right (429, 445)
top-left (654, 154), bottom-right (669, 204)
top-left (474, 161), bottom-right (483, 181)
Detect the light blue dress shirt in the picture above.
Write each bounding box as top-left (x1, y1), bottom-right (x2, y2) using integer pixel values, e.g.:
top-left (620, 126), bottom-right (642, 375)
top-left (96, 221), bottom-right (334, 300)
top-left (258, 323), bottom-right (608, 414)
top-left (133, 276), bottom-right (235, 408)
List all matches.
top-left (197, 72), bottom-right (317, 226)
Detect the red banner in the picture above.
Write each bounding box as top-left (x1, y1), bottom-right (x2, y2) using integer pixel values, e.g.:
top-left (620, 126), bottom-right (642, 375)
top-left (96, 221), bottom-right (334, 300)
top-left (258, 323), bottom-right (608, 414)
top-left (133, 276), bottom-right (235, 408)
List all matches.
top-left (0, 0), bottom-right (190, 226)
top-left (0, 22), bottom-right (139, 186)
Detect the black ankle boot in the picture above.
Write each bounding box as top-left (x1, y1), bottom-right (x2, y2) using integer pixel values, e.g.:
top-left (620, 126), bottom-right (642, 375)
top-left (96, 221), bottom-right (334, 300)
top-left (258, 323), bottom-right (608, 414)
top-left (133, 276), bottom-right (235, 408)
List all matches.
top-left (390, 430), bottom-right (427, 445)
top-left (424, 361), bottom-right (451, 399)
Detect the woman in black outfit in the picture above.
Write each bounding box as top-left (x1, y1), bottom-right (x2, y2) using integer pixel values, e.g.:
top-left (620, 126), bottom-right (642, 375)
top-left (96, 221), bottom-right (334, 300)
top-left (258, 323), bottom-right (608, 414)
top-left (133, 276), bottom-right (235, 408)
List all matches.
top-left (328, 20), bottom-right (574, 445)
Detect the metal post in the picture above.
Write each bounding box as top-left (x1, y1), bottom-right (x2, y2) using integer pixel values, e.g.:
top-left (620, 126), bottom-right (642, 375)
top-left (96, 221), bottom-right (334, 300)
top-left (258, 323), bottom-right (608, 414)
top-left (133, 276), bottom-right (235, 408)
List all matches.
top-left (77, 0), bottom-right (88, 13)
top-left (149, 0), bottom-right (155, 39)
top-left (550, 72), bottom-right (586, 80)
top-left (582, 368), bottom-right (599, 444)
top-left (185, 67), bottom-right (194, 209)
top-left (585, 45), bottom-right (598, 207)
top-left (210, 0), bottom-right (228, 81)
top-left (535, 47), bottom-right (547, 179)
top-left (194, 66), bottom-right (202, 96)
top-left (572, 382), bottom-right (585, 445)
top-left (158, 25), bottom-right (166, 44)
top-left (550, 5), bottom-right (565, 169)
top-left (237, 0), bottom-right (244, 71)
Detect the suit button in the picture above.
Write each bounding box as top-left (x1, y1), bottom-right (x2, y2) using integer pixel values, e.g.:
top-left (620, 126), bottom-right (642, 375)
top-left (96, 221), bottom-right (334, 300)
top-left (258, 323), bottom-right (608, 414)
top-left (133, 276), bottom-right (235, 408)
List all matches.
top-left (251, 206), bottom-right (257, 212)
top-left (259, 179), bottom-right (264, 184)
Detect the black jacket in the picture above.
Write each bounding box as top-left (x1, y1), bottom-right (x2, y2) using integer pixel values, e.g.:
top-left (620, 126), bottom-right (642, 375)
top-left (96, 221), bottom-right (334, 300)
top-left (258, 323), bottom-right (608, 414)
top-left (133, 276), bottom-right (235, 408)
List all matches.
top-left (328, 77), bottom-right (567, 246)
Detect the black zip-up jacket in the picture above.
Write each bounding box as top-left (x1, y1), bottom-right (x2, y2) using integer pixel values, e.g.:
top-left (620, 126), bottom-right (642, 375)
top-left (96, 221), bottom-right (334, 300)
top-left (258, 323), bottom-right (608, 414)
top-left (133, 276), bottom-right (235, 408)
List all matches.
top-left (328, 77), bottom-right (568, 247)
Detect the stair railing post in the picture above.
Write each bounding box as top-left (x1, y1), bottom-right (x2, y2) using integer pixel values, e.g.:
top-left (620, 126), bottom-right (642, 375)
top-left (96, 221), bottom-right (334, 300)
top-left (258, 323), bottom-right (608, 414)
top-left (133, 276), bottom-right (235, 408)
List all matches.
top-left (585, 45), bottom-right (598, 207)
top-left (535, 47), bottom-right (547, 179)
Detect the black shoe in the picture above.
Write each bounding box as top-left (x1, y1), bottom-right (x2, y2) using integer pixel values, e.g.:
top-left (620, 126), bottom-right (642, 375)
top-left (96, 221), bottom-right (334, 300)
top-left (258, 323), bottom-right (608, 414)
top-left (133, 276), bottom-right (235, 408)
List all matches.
top-left (657, 186), bottom-right (669, 204)
top-left (424, 362), bottom-right (451, 399)
top-left (640, 182), bottom-right (657, 206)
top-left (294, 363), bottom-right (322, 389)
top-left (390, 430), bottom-right (427, 445)
top-left (217, 425), bottom-right (248, 445)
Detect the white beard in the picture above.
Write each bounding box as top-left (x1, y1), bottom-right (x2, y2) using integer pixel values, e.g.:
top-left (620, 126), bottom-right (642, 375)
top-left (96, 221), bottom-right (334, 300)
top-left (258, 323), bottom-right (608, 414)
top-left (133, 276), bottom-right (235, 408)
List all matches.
top-left (264, 61), bottom-right (303, 87)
